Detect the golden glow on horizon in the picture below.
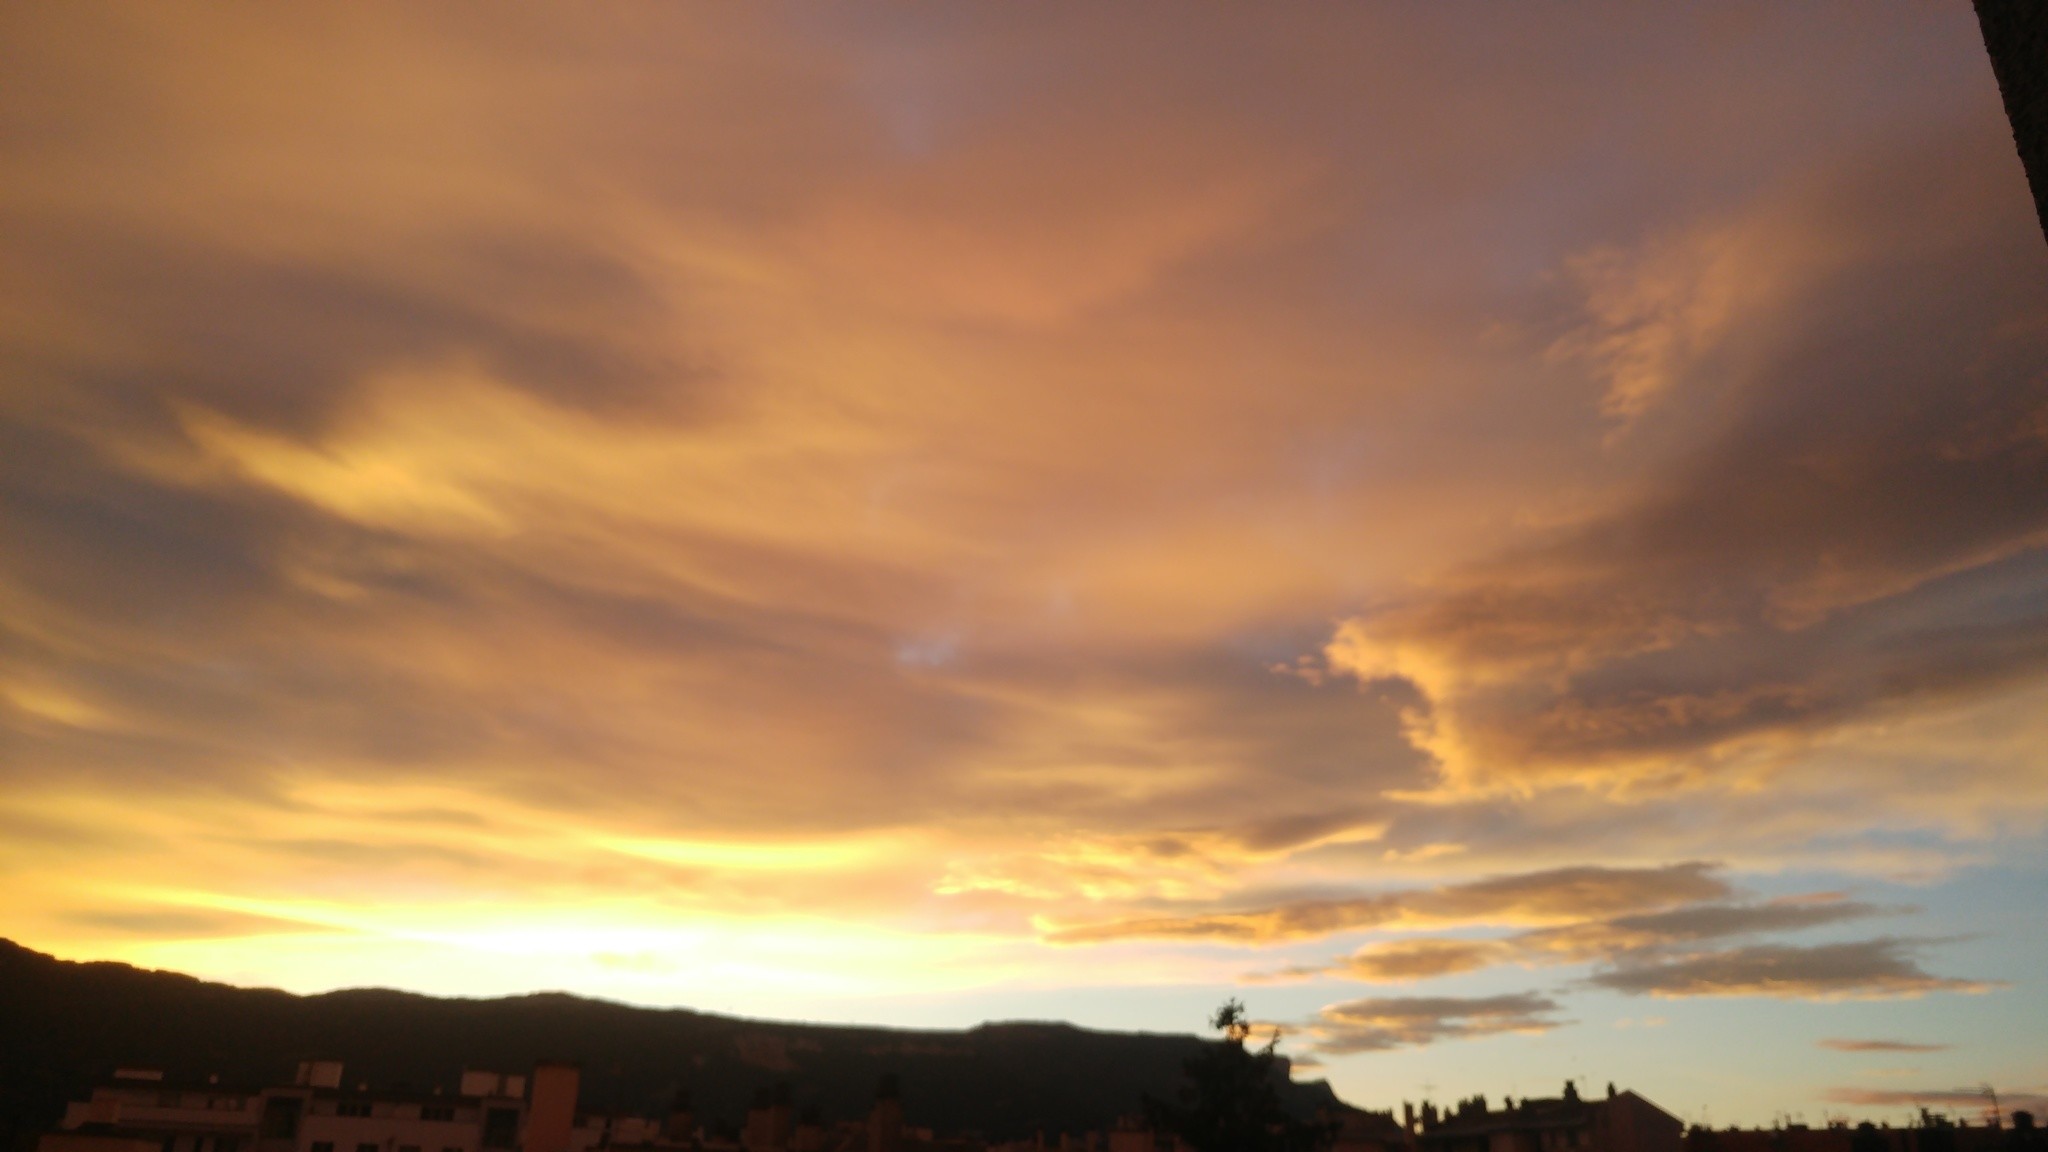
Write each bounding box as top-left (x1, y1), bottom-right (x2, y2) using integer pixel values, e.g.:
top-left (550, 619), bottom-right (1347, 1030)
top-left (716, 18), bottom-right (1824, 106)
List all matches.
top-left (1, 2), bottom-right (2044, 1125)
top-left (594, 833), bottom-right (905, 873)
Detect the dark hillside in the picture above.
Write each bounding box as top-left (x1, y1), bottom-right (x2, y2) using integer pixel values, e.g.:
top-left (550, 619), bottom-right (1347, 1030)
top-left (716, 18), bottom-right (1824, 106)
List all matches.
top-left (0, 940), bottom-right (1340, 1149)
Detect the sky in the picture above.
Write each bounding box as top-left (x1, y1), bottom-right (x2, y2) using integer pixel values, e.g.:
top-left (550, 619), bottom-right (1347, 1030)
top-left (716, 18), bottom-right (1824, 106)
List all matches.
top-left (3, 1), bottom-right (2046, 1130)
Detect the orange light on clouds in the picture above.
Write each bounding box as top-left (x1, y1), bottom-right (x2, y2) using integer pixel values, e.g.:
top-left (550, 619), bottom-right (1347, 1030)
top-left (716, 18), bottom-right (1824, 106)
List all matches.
top-left (2, 1), bottom-right (2045, 1125)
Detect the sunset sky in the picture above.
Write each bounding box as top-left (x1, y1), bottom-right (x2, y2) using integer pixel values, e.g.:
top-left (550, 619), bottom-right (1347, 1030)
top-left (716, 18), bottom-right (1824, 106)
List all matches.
top-left (3, 2), bottom-right (2046, 1128)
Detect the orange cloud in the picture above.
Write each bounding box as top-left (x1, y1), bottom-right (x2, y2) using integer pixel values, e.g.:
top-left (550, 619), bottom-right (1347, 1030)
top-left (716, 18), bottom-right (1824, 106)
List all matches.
top-left (1304, 993), bottom-right (1565, 1053)
top-left (1330, 938), bottom-right (1510, 982)
top-left (1045, 863), bottom-right (1726, 944)
top-left (1322, 134), bottom-right (2048, 805)
top-left (1248, 893), bottom-right (1915, 992)
top-left (0, 2), bottom-right (2039, 1046)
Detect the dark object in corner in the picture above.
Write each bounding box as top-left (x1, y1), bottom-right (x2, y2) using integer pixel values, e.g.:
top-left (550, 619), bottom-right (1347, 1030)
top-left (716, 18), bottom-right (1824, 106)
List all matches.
top-left (1974, 0), bottom-right (2048, 244)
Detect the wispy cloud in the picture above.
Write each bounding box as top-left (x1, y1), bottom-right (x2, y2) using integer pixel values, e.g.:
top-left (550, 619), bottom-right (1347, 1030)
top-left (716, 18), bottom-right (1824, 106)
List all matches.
top-left (1824, 1088), bottom-right (2048, 1120)
top-left (1252, 893), bottom-right (1910, 991)
top-left (1303, 993), bottom-right (1565, 1053)
top-left (1046, 863), bottom-right (1726, 944)
top-left (1587, 940), bottom-right (2001, 1001)
top-left (1331, 938), bottom-right (1512, 982)
top-left (1321, 135), bottom-right (2048, 807)
top-left (1820, 1039), bottom-right (1953, 1054)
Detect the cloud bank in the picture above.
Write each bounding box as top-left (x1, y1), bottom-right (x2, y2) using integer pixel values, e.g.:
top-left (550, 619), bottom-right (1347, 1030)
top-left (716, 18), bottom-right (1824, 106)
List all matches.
top-left (0, 6), bottom-right (2038, 1069)
top-left (1305, 993), bottom-right (1566, 1054)
top-left (1048, 863), bottom-right (1728, 944)
top-left (1586, 940), bottom-right (2000, 1001)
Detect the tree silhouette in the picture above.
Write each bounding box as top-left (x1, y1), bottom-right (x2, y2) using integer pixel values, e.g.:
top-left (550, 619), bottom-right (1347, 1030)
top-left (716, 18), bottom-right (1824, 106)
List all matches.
top-left (1915, 1110), bottom-right (1957, 1152)
top-left (1144, 1000), bottom-right (1333, 1152)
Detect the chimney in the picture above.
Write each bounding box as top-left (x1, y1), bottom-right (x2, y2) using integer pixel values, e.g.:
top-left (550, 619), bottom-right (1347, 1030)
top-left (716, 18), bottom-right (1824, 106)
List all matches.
top-left (868, 1075), bottom-right (903, 1152)
top-left (522, 1063), bottom-right (580, 1152)
top-left (792, 1105), bottom-right (825, 1152)
top-left (297, 1061), bottom-right (344, 1090)
top-left (744, 1084), bottom-right (793, 1152)
top-left (663, 1088), bottom-right (694, 1143)
top-left (1404, 1104), bottom-right (1416, 1134)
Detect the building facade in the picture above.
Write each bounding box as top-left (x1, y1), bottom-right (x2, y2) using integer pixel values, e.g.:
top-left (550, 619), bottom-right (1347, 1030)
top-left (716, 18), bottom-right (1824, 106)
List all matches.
top-left (1411, 1084), bottom-right (1683, 1152)
top-left (44, 1062), bottom-right (570, 1152)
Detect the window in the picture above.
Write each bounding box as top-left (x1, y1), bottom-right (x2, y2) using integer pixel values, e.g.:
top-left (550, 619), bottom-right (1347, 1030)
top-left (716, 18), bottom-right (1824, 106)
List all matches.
top-left (312, 1142), bottom-right (335, 1152)
top-left (262, 1096), bottom-right (305, 1139)
top-left (483, 1108), bottom-right (518, 1150)
top-left (422, 1108), bottom-right (454, 1122)
top-left (357, 1143), bottom-right (379, 1152)
top-left (338, 1103), bottom-right (372, 1118)
top-left (400, 1145), bottom-right (421, 1152)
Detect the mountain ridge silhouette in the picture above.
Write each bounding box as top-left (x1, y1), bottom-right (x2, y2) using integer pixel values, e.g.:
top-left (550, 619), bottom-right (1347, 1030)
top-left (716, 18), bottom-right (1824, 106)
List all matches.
top-left (0, 938), bottom-right (1342, 1148)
